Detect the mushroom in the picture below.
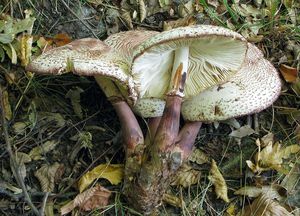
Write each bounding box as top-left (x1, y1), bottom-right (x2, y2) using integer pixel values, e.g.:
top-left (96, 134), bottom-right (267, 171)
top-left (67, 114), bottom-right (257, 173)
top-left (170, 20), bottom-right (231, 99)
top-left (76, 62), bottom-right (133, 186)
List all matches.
top-left (26, 38), bottom-right (145, 183)
top-left (123, 25), bottom-right (249, 213)
top-left (177, 43), bottom-right (281, 163)
top-left (131, 25), bottom-right (248, 118)
top-left (181, 43), bottom-right (281, 122)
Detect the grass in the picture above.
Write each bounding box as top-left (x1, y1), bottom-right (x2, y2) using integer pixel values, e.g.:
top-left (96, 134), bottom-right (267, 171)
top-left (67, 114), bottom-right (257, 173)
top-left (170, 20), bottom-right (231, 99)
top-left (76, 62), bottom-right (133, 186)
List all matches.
top-left (0, 0), bottom-right (299, 215)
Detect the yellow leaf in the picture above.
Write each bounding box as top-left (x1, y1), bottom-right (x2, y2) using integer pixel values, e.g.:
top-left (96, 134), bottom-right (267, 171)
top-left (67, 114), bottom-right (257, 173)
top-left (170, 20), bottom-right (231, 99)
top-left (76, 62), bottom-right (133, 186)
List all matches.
top-left (2, 90), bottom-right (12, 120)
top-left (247, 139), bottom-right (300, 174)
top-left (209, 160), bottom-right (229, 203)
top-left (20, 35), bottom-right (33, 67)
top-left (171, 163), bottom-right (200, 187)
top-left (78, 164), bottom-right (123, 192)
top-left (189, 148), bottom-right (209, 164)
top-left (225, 203), bottom-right (236, 216)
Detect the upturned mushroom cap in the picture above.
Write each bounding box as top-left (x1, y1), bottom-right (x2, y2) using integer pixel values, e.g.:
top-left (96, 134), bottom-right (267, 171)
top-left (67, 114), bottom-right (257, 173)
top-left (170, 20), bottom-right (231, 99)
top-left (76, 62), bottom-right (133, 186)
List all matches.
top-left (105, 30), bottom-right (159, 63)
top-left (26, 38), bottom-right (137, 104)
top-left (131, 25), bottom-right (248, 118)
top-left (181, 43), bottom-right (281, 122)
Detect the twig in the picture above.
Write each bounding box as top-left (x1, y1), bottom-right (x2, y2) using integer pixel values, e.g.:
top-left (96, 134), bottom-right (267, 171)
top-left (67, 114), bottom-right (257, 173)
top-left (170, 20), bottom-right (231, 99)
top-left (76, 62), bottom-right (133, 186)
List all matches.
top-left (39, 192), bottom-right (50, 216)
top-left (0, 86), bottom-right (41, 216)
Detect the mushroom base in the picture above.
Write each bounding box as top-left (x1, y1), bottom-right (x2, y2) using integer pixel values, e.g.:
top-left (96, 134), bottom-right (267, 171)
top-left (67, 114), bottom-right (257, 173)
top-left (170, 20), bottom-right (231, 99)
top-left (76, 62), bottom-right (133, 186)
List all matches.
top-left (123, 96), bottom-right (186, 214)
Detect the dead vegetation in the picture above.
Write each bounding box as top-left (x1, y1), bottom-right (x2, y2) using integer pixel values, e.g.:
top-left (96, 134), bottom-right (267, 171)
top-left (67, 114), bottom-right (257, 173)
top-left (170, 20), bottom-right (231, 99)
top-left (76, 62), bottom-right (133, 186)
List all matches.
top-left (0, 0), bottom-right (299, 215)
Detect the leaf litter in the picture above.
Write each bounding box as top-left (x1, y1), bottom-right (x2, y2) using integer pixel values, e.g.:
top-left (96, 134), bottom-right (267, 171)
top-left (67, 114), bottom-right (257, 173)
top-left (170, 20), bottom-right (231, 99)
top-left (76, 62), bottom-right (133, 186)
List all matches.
top-left (0, 1), bottom-right (300, 215)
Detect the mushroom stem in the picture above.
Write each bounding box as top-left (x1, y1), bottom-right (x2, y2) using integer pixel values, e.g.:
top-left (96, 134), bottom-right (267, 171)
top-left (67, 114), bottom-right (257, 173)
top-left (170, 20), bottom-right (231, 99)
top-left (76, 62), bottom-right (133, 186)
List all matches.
top-left (170, 46), bottom-right (189, 93)
top-left (96, 77), bottom-right (145, 193)
top-left (125, 64), bottom-right (187, 214)
top-left (175, 121), bottom-right (202, 160)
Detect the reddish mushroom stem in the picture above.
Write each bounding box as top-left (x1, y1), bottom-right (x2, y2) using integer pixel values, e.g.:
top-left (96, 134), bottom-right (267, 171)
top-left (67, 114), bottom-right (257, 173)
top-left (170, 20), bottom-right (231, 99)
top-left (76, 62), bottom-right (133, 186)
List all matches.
top-left (175, 121), bottom-right (202, 160)
top-left (111, 101), bottom-right (145, 189)
top-left (124, 64), bottom-right (187, 214)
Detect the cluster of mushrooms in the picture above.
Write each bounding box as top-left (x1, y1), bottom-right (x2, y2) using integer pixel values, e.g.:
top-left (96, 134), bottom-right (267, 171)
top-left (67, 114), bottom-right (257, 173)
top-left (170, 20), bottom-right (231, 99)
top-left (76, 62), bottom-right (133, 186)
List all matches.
top-left (27, 25), bottom-right (281, 214)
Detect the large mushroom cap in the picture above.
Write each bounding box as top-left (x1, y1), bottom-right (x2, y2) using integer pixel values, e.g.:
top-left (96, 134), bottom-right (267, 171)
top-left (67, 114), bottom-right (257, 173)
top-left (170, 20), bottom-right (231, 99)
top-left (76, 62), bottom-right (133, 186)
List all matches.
top-left (131, 25), bottom-right (248, 118)
top-left (105, 30), bottom-right (158, 62)
top-left (181, 43), bottom-right (282, 122)
top-left (26, 38), bottom-right (137, 103)
top-left (132, 25), bottom-right (248, 100)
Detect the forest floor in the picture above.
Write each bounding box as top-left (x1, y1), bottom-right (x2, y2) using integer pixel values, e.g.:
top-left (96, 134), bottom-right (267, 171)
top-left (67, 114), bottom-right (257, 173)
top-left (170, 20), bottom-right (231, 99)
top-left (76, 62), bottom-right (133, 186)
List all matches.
top-left (0, 0), bottom-right (299, 215)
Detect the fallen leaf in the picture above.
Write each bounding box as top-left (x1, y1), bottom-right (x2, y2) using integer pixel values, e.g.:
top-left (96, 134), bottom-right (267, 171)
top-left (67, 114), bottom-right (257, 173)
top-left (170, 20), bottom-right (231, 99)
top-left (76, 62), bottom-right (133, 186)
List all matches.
top-left (163, 16), bottom-right (197, 31)
top-left (188, 148), bottom-right (209, 165)
top-left (261, 132), bottom-right (274, 147)
top-left (240, 193), bottom-right (293, 216)
top-left (229, 125), bottom-right (255, 139)
top-left (61, 184), bottom-right (111, 215)
top-left (171, 163), bottom-right (200, 187)
top-left (65, 87), bottom-right (84, 119)
top-left (34, 163), bottom-right (64, 192)
top-left (234, 185), bottom-right (287, 200)
top-left (14, 152), bottom-right (32, 181)
top-left (12, 121), bottom-right (30, 135)
top-left (2, 90), bottom-right (12, 120)
top-left (247, 140), bottom-right (300, 174)
top-left (69, 131), bottom-right (93, 163)
top-left (78, 164), bottom-right (123, 192)
top-left (225, 203), bottom-right (237, 216)
top-left (46, 33), bottom-right (72, 47)
top-left (162, 193), bottom-right (183, 208)
top-left (86, 0), bottom-right (103, 6)
top-left (139, 0), bottom-right (147, 22)
top-left (29, 140), bottom-right (59, 160)
top-left (279, 64), bottom-right (298, 83)
top-left (20, 34), bottom-right (33, 67)
top-left (209, 159), bottom-right (229, 202)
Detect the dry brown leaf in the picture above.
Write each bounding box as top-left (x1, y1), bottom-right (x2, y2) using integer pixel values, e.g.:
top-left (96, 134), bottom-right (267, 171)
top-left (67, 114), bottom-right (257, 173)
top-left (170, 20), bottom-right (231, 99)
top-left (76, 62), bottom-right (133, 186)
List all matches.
top-left (120, 9), bottom-right (133, 29)
top-left (209, 159), bottom-right (229, 203)
top-left (229, 125), bottom-right (255, 139)
top-left (2, 90), bottom-right (12, 120)
top-left (188, 148), bottom-right (209, 165)
top-left (246, 140), bottom-right (300, 174)
top-left (60, 184), bottom-right (111, 215)
top-left (234, 185), bottom-right (287, 200)
top-left (171, 163), bottom-right (200, 187)
top-left (65, 87), bottom-right (84, 119)
top-left (47, 33), bottom-right (72, 47)
top-left (29, 140), bottom-right (59, 160)
top-left (240, 194), bottom-right (293, 216)
top-left (279, 64), bottom-right (298, 83)
top-left (34, 163), bottom-right (64, 192)
top-left (78, 164), bottom-right (123, 192)
top-left (163, 16), bottom-right (197, 31)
